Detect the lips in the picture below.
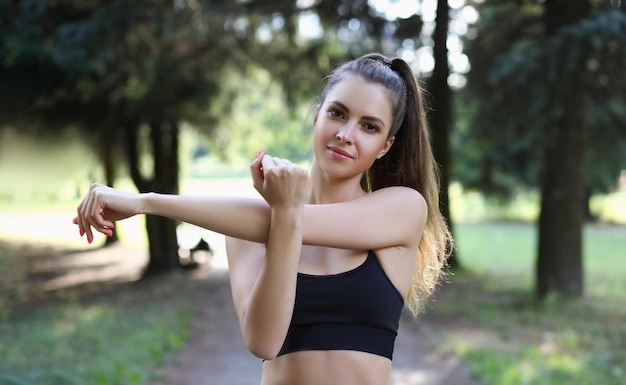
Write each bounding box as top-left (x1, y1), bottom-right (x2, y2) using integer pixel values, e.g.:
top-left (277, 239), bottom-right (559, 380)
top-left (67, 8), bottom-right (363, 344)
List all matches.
top-left (328, 146), bottom-right (353, 159)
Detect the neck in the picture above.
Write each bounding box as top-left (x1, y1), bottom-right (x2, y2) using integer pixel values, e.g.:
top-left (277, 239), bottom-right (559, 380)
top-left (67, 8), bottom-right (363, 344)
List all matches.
top-left (308, 160), bottom-right (367, 204)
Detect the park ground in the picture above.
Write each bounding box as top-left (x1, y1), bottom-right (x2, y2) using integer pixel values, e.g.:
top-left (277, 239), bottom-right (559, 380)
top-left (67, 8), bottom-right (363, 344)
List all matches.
top-left (2, 233), bottom-right (482, 385)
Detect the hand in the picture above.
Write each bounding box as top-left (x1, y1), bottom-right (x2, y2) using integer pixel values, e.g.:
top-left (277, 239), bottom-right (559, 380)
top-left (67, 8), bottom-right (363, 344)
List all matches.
top-left (73, 183), bottom-right (142, 243)
top-left (250, 151), bottom-right (308, 210)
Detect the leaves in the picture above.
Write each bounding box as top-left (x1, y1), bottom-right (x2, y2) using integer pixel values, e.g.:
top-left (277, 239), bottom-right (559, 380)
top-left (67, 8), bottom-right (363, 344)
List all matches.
top-left (459, 2), bottom-right (626, 196)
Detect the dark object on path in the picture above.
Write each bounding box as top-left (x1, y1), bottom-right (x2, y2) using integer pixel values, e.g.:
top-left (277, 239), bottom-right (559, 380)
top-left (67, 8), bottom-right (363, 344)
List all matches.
top-left (178, 233), bottom-right (213, 270)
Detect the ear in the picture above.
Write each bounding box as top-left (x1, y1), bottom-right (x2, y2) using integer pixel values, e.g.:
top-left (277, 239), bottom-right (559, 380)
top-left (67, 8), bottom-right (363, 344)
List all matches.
top-left (377, 136), bottom-right (395, 159)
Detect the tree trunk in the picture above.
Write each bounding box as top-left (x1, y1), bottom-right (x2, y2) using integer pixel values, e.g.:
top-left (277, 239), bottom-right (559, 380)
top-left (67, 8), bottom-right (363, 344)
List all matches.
top-left (428, 0), bottom-right (458, 268)
top-left (536, 95), bottom-right (586, 298)
top-left (536, 0), bottom-right (589, 299)
top-left (126, 119), bottom-right (181, 275)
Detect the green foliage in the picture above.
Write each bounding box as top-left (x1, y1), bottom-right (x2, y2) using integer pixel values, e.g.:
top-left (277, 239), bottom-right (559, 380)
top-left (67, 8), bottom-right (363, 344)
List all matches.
top-left (0, 0), bottom-right (427, 147)
top-left (0, 129), bottom-right (99, 203)
top-left (460, 2), bottom-right (626, 197)
top-left (204, 68), bottom-right (313, 165)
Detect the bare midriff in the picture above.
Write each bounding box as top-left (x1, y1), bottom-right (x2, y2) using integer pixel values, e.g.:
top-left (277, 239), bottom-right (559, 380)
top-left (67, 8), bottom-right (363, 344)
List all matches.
top-left (261, 350), bottom-right (392, 385)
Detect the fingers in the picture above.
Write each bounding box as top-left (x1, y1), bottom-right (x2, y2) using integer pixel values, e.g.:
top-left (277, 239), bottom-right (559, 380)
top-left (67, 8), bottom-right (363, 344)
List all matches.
top-left (260, 154), bottom-right (280, 177)
top-left (252, 152), bottom-right (295, 189)
top-left (250, 150), bottom-right (265, 189)
top-left (74, 183), bottom-right (115, 244)
top-left (253, 153), bottom-right (309, 208)
top-left (76, 191), bottom-right (90, 241)
top-left (77, 184), bottom-right (97, 243)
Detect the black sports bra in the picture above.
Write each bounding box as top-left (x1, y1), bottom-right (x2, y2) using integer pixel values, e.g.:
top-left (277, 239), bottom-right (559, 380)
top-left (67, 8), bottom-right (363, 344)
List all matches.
top-left (277, 250), bottom-right (404, 360)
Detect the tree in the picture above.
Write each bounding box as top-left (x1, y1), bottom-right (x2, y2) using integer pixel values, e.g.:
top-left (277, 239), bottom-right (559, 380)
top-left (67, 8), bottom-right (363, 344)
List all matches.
top-left (2, 0), bottom-right (461, 277)
top-left (427, 0), bottom-right (458, 268)
top-left (1, 0), bottom-right (237, 273)
top-left (462, 1), bottom-right (626, 298)
top-left (535, 0), bottom-right (588, 298)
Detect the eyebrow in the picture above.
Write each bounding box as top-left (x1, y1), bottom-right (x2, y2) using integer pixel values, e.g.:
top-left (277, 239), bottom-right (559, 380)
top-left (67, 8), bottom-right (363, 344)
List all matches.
top-left (329, 100), bottom-right (387, 128)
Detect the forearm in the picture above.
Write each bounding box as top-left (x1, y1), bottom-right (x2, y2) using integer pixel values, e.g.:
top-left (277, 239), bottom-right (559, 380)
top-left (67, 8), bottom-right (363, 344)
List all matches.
top-left (141, 193), bottom-right (271, 243)
top-left (240, 207), bottom-right (303, 359)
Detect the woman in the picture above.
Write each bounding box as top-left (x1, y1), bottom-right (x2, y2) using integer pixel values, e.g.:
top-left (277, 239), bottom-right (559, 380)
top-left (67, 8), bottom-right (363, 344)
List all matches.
top-left (74, 53), bottom-right (452, 385)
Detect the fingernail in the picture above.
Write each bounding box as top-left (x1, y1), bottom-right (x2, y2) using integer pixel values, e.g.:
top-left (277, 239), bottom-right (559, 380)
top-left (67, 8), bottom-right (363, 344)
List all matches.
top-left (80, 229), bottom-right (84, 237)
top-left (105, 230), bottom-right (113, 237)
top-left (88, 237), bottom-right (93, 244)
top-left (256, 150), bottom-right (263, 159)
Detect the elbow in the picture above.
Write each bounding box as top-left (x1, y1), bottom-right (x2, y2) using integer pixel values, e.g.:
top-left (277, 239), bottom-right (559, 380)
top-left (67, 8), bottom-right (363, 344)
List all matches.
top-left (243, 335), bottom-right (282, 360)
top-left (247, 345), bottom-right (279, 361)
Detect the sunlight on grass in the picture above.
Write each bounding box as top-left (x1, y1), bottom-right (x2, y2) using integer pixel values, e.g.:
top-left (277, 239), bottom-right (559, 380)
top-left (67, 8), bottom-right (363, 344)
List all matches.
top-left (590, 192), bottom-right (626, 224)
top-left (450, 183), bottom-right (541, 223)
top-left (465, 347), bottom-right (591, 385)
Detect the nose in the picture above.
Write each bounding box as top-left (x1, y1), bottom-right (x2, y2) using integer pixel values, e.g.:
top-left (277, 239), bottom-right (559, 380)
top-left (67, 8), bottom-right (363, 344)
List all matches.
top-left (336, 122), bottom-right (356, 144)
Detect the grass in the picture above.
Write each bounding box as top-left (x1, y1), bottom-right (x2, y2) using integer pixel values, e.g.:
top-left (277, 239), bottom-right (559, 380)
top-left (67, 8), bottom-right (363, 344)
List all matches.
top-left (0, 275), bottom-right (197, 385)
top-left (432, 221), bottom-right (626, 385)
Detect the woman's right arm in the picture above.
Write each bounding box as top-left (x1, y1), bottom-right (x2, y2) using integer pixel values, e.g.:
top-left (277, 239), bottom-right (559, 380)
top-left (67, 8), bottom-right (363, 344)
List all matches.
top-left (225, 202), bottom-right (304, 359)
top-left (223, 155), bottom-right (308, 359)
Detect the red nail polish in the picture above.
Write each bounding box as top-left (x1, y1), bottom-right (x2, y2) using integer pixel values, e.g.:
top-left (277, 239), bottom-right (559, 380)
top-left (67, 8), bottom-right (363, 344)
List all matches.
top-left (80, 229), bottom-right (84, 237)
top-left (256, 150), bottom-right (262, 159)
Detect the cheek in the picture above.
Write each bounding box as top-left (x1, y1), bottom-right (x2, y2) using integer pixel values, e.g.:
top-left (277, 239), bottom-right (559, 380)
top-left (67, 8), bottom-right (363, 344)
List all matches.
top-left (312, 123), bottom-right (327, 154)
top-left (313, 118), bottom-right (333, 141)
top-left (362, 139), bottom-right (388, 160)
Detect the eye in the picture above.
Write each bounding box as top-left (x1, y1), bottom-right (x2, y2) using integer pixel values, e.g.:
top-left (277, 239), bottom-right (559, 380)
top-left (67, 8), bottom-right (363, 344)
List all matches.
top-left (362, 123), bottom-right (379, 133)
top-left (328, 108), bottom-right (345, 119)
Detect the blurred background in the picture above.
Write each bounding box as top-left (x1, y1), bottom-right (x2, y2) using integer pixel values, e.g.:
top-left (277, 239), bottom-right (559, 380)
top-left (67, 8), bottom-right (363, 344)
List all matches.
top-left (0, 1), bottom-right (625, 384)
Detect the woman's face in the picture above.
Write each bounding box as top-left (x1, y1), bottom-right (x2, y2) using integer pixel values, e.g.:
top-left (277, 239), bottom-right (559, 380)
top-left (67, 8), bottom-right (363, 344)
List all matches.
top-left (313, 77), bottom-right (395, 181)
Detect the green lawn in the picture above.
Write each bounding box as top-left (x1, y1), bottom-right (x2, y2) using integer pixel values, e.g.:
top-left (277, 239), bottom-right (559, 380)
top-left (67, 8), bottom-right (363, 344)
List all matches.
top-left (0, 274), bottom-right (196, 385)
top-left (435, 221), bottom-right (626, 385)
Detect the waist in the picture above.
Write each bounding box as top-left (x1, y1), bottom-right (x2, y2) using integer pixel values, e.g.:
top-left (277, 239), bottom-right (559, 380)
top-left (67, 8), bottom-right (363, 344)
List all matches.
top-left (264, 349), bottom-right (392, 385)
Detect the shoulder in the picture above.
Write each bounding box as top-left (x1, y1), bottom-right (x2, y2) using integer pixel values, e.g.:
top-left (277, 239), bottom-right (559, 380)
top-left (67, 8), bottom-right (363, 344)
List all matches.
top-left (369, 186), bottom-right (427, 215)
top-left (370, 187), bottom-right (428, 230)
top-left (370, 186), bottom-right (426, 204)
